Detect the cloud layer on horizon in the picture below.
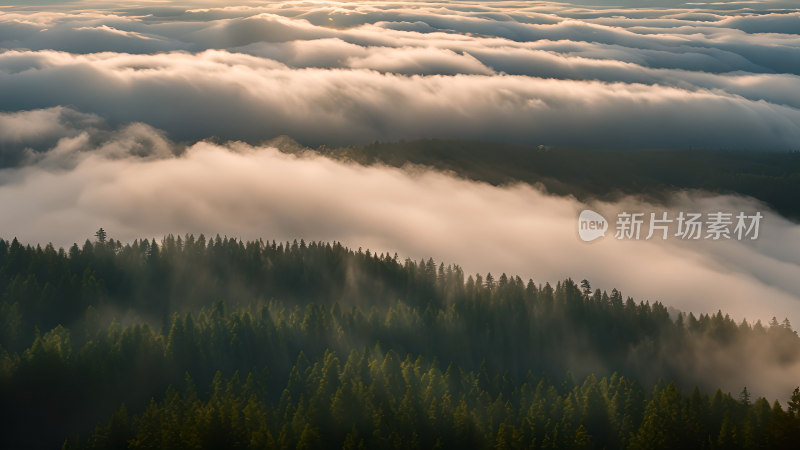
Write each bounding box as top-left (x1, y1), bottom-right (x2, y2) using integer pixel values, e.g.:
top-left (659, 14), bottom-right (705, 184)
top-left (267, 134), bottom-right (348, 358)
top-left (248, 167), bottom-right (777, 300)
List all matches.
top-left (1, 0), bottom-right (800, 148)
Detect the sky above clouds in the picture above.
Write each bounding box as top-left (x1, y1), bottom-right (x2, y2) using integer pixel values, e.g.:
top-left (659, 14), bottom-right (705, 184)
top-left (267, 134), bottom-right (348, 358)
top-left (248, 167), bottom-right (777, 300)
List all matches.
top-left (1, 1), bottom-right (800, 336)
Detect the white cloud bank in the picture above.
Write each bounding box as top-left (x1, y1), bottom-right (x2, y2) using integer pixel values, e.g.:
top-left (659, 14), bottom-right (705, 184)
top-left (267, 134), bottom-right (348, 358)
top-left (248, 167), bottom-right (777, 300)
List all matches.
top-left (1, 49), bottom-right (799, 149)
top-left (0, 0), bottom-right (799, 148)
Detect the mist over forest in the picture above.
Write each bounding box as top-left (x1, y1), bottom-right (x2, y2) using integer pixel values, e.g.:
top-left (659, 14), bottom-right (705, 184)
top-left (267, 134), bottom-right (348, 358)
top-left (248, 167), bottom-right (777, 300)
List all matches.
top-left (2, 234), bottom-right (800, 448)
top-left (2, 0), bottom-right (800, 448)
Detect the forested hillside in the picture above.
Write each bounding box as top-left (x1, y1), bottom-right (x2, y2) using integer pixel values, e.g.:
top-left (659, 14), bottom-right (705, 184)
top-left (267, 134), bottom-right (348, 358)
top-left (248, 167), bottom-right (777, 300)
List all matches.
top-left (1, 233), bottom-right (799, 448)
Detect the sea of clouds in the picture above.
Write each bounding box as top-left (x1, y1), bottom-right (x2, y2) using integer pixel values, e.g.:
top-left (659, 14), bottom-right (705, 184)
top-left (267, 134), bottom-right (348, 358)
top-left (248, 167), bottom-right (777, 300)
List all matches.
top-left (1, 0), bottom-right (800, 147)
top-left (1, 2), bottom-right (800, 346)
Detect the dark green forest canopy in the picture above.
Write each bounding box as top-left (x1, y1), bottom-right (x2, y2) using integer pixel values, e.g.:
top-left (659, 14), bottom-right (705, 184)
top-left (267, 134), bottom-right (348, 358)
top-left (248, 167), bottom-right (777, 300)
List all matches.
top-left (1, 235), bottom-right (799, 448)
top-left (278, 138), bottom-right (800, 221)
